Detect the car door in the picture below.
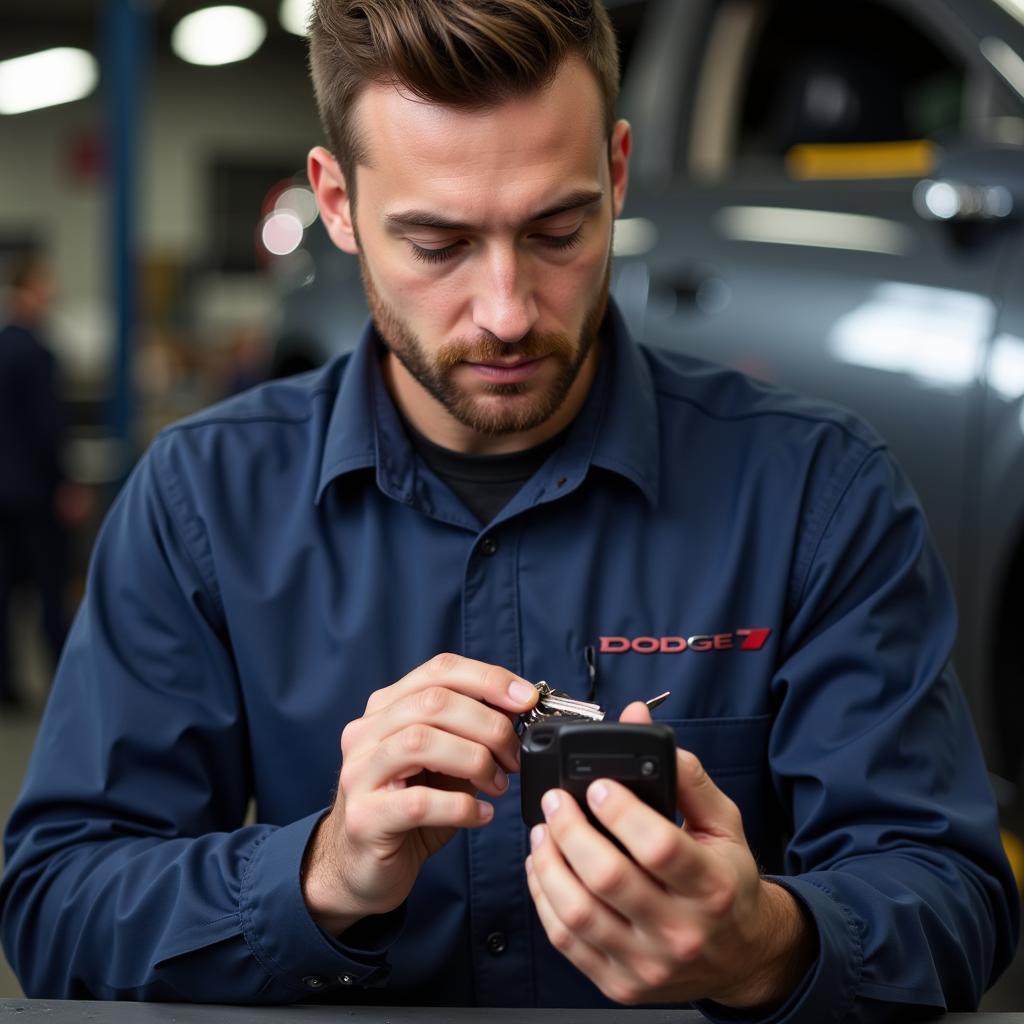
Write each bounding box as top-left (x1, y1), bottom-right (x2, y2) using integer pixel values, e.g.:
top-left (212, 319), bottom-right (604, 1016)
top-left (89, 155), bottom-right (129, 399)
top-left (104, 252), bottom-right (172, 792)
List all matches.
top-left (614, 0), bottom-right (1024, 774)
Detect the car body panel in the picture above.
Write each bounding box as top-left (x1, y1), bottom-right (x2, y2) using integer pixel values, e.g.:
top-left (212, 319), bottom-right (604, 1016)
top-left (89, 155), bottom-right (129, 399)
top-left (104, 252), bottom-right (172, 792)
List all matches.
top-left (269, 0), bottom-right (1024, 790)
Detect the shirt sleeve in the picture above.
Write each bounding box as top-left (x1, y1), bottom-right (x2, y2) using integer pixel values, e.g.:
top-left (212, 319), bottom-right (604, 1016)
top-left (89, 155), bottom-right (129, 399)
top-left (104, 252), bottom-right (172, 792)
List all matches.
top-left (702, 445), bottom-right (1020, 1024)
top-left (0, 438), bottom-right (400, 1002)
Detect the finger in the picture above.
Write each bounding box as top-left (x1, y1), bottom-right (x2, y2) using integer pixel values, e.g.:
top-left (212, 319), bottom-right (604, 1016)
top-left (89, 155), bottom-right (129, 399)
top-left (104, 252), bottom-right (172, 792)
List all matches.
top-left (539, 788), bottom-right (664, 925)
top-left (526, 854), bottom-right (614, 979)
top-left (366, 653), bottom-right (538, 716)
top-left (344, 686), bottom-right (523, 773)
top-left (346, 785), bottom-right (494, 841)
top-left (354, 724), bottom-right (512, 797)
top-left (676, 748), bottom-right (743, 838)
top-left (527, 821), bottom-right (632, 955)
top-left (617, 701), bottom-right (653, 725)
top-left (586, 778), bottom-right (717, 898)
top-left (527, 857), bottom-right (655, 1008)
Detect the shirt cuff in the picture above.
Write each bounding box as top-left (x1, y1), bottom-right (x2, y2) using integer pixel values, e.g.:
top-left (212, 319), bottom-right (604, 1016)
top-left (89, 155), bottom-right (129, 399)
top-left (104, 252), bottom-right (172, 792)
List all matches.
top-left (238, 809), bottom-right (405, 996)
top-left (695, 875), bottom-right (863, 1024)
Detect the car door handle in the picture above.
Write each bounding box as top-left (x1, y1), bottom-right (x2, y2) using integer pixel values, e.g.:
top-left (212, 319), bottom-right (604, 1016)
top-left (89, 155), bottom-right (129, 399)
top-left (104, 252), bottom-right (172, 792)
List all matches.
top-left (650, 271), bottom-right (731, 316)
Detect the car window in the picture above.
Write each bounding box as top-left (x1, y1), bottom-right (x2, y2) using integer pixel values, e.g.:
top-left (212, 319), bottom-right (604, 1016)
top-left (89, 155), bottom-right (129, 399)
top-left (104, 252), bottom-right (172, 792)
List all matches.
top-left (687, 0), bottom-right (1024, 182)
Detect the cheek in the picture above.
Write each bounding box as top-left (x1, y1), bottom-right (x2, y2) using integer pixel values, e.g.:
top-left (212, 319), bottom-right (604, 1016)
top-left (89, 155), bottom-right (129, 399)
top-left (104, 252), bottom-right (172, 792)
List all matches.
top-left (384, 264), bottom-right (469, 335)
top-left (539, 247), bottom-right (609, 321)
top-left (371, 249), bottom-right (449, 314)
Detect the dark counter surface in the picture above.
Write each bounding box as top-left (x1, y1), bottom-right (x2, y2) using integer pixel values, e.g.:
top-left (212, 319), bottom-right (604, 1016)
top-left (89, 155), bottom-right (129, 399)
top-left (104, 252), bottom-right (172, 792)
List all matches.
top-left (2, 1004), bottom-right (1023, 1023)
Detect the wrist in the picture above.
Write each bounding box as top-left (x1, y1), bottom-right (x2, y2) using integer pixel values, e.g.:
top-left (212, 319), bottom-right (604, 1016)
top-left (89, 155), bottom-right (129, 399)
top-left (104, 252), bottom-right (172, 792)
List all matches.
top-left (301, 813), bottom-right (366, 937)
top-left (715, 880), bottom-right (818, 1012)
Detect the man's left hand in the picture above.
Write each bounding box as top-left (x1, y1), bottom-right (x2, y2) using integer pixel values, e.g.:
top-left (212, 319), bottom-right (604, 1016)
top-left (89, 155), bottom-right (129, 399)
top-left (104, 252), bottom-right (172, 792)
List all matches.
top-left (524, 702), bottom-right (817, 1009)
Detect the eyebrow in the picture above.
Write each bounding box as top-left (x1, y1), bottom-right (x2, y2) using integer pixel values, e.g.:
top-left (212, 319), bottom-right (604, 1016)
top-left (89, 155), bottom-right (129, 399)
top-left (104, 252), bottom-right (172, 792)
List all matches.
top-left (384, 188), bottom-right (605, 232)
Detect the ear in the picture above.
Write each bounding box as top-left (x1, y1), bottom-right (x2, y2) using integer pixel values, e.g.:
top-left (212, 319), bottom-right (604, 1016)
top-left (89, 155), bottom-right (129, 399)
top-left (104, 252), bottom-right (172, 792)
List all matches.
top-left (609, 119), bottom-right (631, 218)
top-left (307, 146), bottom-right (360, 254)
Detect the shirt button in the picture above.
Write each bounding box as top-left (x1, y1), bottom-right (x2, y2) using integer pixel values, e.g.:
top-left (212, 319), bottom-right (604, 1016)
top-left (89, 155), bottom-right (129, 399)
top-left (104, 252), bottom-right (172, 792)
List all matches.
top-left (485, 931), bottom-right (508, 955)
top-left (302, 975), bottom-right (325, 989)
top-left (480, 535), bottom-right (499, 556)
top-left (337, 974), bottom-right (354, 986)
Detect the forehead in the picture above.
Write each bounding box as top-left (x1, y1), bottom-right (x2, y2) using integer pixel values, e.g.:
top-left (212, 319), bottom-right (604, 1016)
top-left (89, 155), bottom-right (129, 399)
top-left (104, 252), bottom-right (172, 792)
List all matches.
top-left (352, 57), bottom-right (608, 226)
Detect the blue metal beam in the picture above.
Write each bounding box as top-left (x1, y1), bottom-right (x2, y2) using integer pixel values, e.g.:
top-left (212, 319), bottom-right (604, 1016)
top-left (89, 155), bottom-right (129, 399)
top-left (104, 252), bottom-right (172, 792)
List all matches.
top-left (102, 0), bottom-right (152, 469)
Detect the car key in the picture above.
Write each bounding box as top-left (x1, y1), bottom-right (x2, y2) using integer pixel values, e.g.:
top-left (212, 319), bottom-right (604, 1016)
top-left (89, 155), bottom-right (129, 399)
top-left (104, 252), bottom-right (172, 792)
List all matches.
top-left (519, 680), bottom-right (670, 729)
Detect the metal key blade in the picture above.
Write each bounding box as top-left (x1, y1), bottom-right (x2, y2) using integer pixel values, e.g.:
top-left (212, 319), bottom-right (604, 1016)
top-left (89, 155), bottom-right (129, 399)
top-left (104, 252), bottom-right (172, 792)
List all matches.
top-left (524, 681), bottom-right (606, 725)
top-left (538, 694), bottom-right (605, 720)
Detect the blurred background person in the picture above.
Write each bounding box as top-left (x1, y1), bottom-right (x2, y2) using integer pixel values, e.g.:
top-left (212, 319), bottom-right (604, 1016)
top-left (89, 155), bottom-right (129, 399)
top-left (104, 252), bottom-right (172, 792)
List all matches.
top-left (0, 255), bottom-right (83, 712)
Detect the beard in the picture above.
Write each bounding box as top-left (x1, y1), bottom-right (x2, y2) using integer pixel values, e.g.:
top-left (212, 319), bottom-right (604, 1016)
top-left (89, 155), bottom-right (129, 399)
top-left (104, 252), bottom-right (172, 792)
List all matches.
top-left (359, 255), bottom-right (610, 437)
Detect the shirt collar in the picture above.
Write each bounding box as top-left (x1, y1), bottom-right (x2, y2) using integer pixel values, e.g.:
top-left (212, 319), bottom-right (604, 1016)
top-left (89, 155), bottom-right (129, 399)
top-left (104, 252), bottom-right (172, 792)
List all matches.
top-left (315, 299), bottom-right (660, 508)
top-left (567, 300), bottom-right (660, 507)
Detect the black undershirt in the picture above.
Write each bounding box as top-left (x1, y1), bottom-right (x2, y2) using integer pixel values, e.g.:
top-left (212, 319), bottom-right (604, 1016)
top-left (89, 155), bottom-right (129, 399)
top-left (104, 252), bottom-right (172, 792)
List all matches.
top-left (402, 418), bottom-right (566, 525)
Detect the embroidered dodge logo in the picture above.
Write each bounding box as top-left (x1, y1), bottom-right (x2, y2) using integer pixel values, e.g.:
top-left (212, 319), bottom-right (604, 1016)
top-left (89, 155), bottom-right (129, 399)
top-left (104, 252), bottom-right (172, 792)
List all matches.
top-left (599, 629), bottom-right (772, 653)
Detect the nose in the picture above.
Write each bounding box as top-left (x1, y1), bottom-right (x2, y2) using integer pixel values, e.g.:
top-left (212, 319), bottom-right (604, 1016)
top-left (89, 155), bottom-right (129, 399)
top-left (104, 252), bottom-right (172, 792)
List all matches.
top-left (471, 243), bottom-right (539, 344)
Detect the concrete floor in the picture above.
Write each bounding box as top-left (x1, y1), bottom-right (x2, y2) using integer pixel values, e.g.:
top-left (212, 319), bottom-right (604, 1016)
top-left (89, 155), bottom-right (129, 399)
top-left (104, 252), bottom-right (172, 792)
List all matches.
top-left (2, 610), bottom-right (1023, 1008)
top-left (0, 602), bottom-right (49, 999)
top-left (0, 710), bottom-right (38, 998)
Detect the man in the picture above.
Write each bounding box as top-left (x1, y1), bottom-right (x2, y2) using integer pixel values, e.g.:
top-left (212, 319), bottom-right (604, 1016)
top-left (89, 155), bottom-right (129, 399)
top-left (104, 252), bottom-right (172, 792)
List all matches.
top-left (0, 255), bottom-right (71, 710)
top-left (1, 1), bottom-right (1018, 1018)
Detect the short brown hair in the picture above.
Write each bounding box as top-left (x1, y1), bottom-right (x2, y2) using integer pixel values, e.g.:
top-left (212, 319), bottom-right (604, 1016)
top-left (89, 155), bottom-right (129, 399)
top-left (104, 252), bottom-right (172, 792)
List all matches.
top-left (308, 0), bottom-right (620, 196)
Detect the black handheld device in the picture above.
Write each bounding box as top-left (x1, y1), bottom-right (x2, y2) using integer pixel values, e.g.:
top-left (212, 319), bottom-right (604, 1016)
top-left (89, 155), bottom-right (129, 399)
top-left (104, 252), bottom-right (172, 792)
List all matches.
top-left (520, 721), bottom-right (677, 841)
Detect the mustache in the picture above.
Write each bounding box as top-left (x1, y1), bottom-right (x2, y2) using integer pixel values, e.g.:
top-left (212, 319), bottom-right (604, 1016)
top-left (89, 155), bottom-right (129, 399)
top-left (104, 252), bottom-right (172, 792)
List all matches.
top-left (435, 331), bottom-right (576, 371)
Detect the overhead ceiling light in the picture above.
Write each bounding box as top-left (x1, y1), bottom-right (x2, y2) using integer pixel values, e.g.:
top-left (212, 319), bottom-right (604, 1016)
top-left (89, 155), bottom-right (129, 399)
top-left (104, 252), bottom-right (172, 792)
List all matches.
top-left (275, 186), bottom-right (319, 227)
top-left (172, 6), bottom-right (267, 67)
top-left (279, 0), bottom-right (314, 36)
top-left (0, 47), bottom-right (99, 115)
top-left (261, 210), bottom-right (305, 256)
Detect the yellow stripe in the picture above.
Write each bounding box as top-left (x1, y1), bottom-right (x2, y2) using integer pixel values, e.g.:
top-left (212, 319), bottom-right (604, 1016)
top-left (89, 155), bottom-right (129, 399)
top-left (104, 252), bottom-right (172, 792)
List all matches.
top-left (1001, 828), bottom-right (1024, 891)
top-left (785, 140), bottom-right (937, 180)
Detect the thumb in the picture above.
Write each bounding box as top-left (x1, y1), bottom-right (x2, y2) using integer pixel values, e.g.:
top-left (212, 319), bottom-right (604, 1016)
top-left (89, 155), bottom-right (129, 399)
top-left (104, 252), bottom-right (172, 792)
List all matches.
top-left (676, 748), bottom-right (743, 837)
top-left (617, 700), bottom-right (653, 724)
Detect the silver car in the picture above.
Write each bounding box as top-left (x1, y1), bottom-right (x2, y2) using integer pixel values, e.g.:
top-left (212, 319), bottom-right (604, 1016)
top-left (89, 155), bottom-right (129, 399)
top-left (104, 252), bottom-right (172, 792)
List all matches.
top-left (270, 0), bottom-right (1024, 808)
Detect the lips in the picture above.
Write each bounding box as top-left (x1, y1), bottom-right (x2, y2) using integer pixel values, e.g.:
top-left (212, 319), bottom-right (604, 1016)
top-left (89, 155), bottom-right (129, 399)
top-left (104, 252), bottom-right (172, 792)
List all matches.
top-left (464, 355), bottom-right (548, 383)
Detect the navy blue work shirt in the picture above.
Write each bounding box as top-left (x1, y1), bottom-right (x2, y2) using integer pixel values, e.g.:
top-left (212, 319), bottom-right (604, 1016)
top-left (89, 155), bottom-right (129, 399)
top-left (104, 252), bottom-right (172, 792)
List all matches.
top-left (1, 303), bottom-right (1018, 1020)
top-left (0, 323), bottom-right (63, 508)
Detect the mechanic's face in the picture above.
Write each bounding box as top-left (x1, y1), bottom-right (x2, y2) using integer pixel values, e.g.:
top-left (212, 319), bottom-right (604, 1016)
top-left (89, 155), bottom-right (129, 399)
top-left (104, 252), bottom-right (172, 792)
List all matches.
top-left (310, 57), bottom-right (630, 452)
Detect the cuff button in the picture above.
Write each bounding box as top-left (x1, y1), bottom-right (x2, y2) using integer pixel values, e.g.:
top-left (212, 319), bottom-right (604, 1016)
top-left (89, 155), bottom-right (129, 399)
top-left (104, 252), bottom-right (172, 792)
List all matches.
top-left (338, 974), bottom-right (355, 986)
top-left (302, 975), bottom-right (325, 989)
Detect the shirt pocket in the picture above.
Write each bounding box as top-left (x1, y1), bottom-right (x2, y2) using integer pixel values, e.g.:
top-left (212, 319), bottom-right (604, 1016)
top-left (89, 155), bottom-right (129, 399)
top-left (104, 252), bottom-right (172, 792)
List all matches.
top-left (662, 714), bottom-right (776, 863)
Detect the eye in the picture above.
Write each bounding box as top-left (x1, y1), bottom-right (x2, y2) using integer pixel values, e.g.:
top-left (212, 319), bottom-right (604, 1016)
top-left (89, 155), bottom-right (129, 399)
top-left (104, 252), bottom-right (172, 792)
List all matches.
top-left (409, 241), bottom-right (463, 265)
top-left (537, 227), bottom-right (584, 252)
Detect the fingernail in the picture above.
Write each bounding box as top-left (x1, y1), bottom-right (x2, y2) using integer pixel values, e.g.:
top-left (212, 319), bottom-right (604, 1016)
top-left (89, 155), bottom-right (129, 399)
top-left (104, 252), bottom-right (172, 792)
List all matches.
top-left (588, 781), bottom-right (609, 807)
top-left (530, 824), bottom-right (546, 848)
top-left (477, 800), bottom-right (494, 822)
top-left (494, 767), bottom-right (508, 790)
top-left (541, 790), bottom-right (560, 817)
top-left (507, 679), bottom-right (535, 705)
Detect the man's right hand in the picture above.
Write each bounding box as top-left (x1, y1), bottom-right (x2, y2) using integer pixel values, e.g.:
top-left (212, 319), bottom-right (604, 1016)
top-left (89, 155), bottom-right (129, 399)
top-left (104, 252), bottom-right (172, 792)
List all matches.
top-left (302, 653), bottom-right (538, 935)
